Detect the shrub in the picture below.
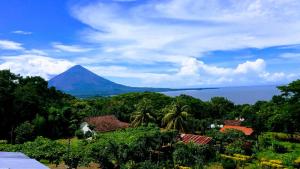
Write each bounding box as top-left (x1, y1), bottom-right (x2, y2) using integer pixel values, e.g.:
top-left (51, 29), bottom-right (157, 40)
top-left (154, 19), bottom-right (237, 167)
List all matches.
top-left (135, 160), bottom-right (162, 169)
top-left (272, 143), bottom-right (287, 153)
top-left (173, 143), bottom-right (213, 167)
top-left (225, 140), bottom-right (244, 155)
top-left (75, 129), bottom-right (84, 139)
top-left (0, 142), bottom-right (20, 152)
top-left (84, 130), bottom-right (93, 138)
top-left (21, 137), bottom-right (66, 165)
top-left (294, 157), bottom-right (300, 168)
top-left (15, 121), bottom-right (35, 144)
top-left (258, 134), bottom-right (272, 150)
top-left (63, 146), bottom-right (83, 169)
top-left (221, 158), bottom-right (236, 169)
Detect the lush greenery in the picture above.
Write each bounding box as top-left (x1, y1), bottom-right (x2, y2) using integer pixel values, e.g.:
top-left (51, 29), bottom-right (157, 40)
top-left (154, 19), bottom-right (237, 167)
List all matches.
top-left (1, 70), bottom-right (300, 168)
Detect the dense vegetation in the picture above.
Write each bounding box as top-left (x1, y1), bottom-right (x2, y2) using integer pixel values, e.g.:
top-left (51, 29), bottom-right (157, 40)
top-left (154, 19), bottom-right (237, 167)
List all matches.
top-left (1, 69), bottom-right (300, 168)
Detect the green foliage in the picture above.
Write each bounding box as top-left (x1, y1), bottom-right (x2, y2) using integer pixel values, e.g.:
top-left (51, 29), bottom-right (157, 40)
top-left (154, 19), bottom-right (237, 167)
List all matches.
top-left (221, 158), bottom-right (236, 169)
top-left (257, 132), bottom-right (300, 167)
top-left (21, 137), bottom-right (66, 165)
top-left (272, 143), bottom-right (287, 154)
top-left (173, 143), bottom-right (213, 168)
top-left (225, 140), bottom-right (245, 155)
top-left (162, 101), bottom-right (190, 132)
top-left (63, 146), bottom-right (83, 169)
top-left (222, 129), bottom-right (245, 143)
top-left (134, 160), bottom-right (163, 169)
top-left (15, 121), bottom-right (35, 144)
top-left (75, 129), bottom-right (84, 139)
top-left (130, 98), bottom-right (156, 127)
top-left (0, 70), bottom-right (80, 142)
top-left (209, 97), bottom-right (234, 119)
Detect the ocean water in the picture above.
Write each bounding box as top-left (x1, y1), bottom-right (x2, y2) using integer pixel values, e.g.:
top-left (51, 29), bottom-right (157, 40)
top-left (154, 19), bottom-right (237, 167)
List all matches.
top-left (162, 85), bottom-right (281, 105)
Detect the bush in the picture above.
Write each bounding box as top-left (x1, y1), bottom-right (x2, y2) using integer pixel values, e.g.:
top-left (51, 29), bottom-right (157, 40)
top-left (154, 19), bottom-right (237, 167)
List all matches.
top-left (0, 142), bottom-right (20, 152)
top-left (75, 129), bottom-right (84, 139)
top-left (63, 146), bottom-right (83, 169)
top-left (135, 160), bottom-right (162, 169)
top-left (221, 158), bottom-right (236, 169)
top-left (225, 140), bottom-right (244, 155)
top-left (173, 143), bottom-right (213, 167)
top-left (84, 130), bottom-right (93, 138)
top-left (272, 143), bottom-right (287, 153)
top-left (21, 137), bottom-right (66, 165)
top-left (258, 134), bottom-right (272, 150)
top-left (15, 121), bottom-right (35, 144)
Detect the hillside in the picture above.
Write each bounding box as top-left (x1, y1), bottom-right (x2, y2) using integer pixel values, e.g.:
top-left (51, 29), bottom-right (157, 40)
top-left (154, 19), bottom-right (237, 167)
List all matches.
top-left (48, 65), bottom-right (182, 96)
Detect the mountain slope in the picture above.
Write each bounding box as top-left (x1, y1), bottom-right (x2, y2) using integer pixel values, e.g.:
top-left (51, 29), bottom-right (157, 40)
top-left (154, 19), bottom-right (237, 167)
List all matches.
top-left (48, 65), bottom-right (173, 96)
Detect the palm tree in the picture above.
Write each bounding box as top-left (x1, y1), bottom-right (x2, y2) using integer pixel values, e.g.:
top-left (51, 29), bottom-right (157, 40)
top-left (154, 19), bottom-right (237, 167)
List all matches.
top-left (130, 98), bottom-right (156, 127)
top-left (162, 102), bottom-right (190, 132)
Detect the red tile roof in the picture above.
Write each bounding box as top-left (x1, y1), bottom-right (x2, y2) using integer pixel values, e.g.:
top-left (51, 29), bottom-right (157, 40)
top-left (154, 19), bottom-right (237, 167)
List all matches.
top-left (180, 134), bottom-right (212, 145)
top-left (85, 115), bottom-right (129, 132)
top-left (220, 125), bottom-right (254, 135)
top-left (224, 120), bottom-right (241, 126)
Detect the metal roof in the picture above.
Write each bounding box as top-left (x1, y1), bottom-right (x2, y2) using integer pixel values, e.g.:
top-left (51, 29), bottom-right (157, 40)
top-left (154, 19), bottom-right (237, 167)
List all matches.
top-left (180, 134), bottom-right (212, 145)
top-left (0, 152), bottom-right (49, 169)
top-left (220, 125), bottom-right (254, 135)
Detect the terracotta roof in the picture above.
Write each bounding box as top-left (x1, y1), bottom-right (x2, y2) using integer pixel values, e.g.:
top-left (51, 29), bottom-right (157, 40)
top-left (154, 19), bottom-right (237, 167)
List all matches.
top-left (85, 115), bottom-right (129, 132)
top-left (224, 120), bottom-right (241, 126)
top-left (180, 134), bottom-right (212, 145)
top-left (220, 125), bottom-right (254, 135)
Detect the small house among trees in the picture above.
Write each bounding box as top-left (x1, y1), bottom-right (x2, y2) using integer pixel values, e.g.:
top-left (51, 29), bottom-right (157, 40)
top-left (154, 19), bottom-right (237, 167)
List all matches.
top-left (223, 120), bottom-right (242, 126)
top-left (180, 134), bottom-right (212, 145)
top-left (85, 115), bottom-right (129, 132)
top-left (220, 125), bottom-right (254, 136)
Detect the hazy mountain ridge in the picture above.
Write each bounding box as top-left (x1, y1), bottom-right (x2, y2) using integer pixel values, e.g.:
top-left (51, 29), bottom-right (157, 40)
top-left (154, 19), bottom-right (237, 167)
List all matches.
top-left (48, 65), bottom-right (211, 97)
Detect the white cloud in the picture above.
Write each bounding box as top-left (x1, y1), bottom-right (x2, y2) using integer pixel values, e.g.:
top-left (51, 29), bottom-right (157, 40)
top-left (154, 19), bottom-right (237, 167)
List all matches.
top-left (12, 30), bottom-right (32, 35)
top-left (25, 49), bottom-right (48, 55)
top-left (66, 0), bottom-right (300, 87)
top-left (86, 58), bottom-right (298, 87)
top-left (259, 72), bottom-right (285, 82)
top-left (234, 59), bottom-right (265, 74)
top-left (52, 43), bottom-right (92, 53)
top-left (279, 53), bottom-right (300, 59)
top-left (0, 55), bottom-right (74, 80)
top-left (0, 40), bottom-right (24, 50)
top-left (1, 0), bottom-right (298, 87)
top-left (72, 0), bottom-right (300, 61)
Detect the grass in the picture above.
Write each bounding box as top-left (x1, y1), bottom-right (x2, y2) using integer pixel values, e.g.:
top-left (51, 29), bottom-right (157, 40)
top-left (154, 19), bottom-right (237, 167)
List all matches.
top-left (57, 137), bottom-right (81, 147)
top-left (204, 162), bottom-right (223, 169)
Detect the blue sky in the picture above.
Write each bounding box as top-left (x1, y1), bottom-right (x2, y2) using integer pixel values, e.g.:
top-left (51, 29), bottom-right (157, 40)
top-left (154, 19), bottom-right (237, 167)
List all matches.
top-left (1, 0), bottom-right (300, 88)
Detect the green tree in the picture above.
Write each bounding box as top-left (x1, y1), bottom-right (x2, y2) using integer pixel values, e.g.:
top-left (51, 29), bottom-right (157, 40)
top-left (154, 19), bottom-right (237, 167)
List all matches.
top-left (162, 102), bottom-right (190, 132)
top-left (173, 143), bottom-right (213, 168)
top-left (15, 121), bottom-right (35, 144)
top-left (87, 142), bottom-right (114, 169)
top-left (130, 98), bottom-right (156, 127)
top-left (63, 146), bottom-right (83, 169)
top-left (0, 70), bottom-right (20, 142)
top-left (209, 97), bottom-right (234, 119)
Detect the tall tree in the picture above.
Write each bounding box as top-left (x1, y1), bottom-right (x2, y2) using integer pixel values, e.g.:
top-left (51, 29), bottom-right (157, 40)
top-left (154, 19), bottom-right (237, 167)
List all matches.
top-left (209, 97), bottom-right (234, 119)
top-left (162, 102), bottom-right (190, 132)
top-left (130, 98), bottom-right (156, 127)
top-left (0, 70), bottom-right (19, 141)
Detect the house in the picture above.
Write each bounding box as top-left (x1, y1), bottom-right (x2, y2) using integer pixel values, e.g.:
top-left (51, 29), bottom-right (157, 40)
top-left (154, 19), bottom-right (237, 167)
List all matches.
top-left (180, 134), bottom-right (213, 145)
top-left (0, 152), bottom-right (49, 169)
top-left (210, 124), bottom-right (223, 129)
top-left (223, 120), bottom-right (242, 126)
top-left (85, 115), bottom-right (129, 132)
top-left (220, 125), bottom-right (254, 136)
top-left (80, 122), bottom-right (93, 135)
